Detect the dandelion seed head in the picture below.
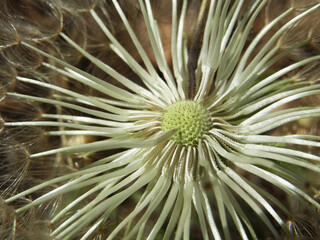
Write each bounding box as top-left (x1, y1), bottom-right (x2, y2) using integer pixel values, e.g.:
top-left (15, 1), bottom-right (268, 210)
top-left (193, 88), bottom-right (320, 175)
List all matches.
top-left (2, 0), bottom-right (320, 239)
top-left (162, 100), bottom-right (210, 146)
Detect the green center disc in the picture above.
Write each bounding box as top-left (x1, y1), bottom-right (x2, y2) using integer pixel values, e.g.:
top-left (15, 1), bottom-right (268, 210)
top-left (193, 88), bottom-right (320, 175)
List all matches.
top-left (162, 100), bottom-right (211, 146)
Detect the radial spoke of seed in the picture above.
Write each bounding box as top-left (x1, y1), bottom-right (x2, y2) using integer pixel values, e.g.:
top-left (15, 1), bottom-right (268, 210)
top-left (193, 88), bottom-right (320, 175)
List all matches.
top-left (225, 167), bottom-right (288, 233)
top-left (20, 161), bottom-right (141, 214)
top-left (9, 172), bottom-right (98, 210)
top-left (41, 114), bottom-right (133, 128)
top-left (45, 130), bottom-right (112, 137)
top-left (91, 96), bottom-right (146, 109)
top-left (110, 0), bottom-right (160, 81)
top-left (243, 55), bottom-right (320, 100)
top-left (207, 0), bottom-right (268, 109)
top-left (206, 0), bottom-right (223, 66)
top-left (244, 135), bottom-right (320, 148)
top-left (183, 201), bottom-right (192, 239)
top-left (194, 61), bottom-right (213, 102)
top-left (216, 0), bottom-right (258, 79)
top-left (220, 145), bottom-right (309, 180)
top-left (171, 0), bottom-right (188, 100)
top-left (55, 168), bottom-right (157, 239)
top-left (20, 42), bottom-right (141, 104)
top-left (217, 0), bottom-right (264, 78)
top-left (205, 135), bottom-right (275, 167)
top-left (230, 79), bottom-right (307, 113)
top-left (249, 78), bottom-right (308, 102)
top-left (176, 0), bottom-right (188, 77)
top-left (52, 167), bottom-right (143, 236)
top-left (80, 218), bottom-right (104, 240)
top-left (147, 181), bottom-right (179, 239)
top-left (121, 121), bottom-right (162, 133)
top-left (110, 42), bottom-right (172, 105)
top-left (220, 0), bottom-right (244, 53)
top-left (246, 159), bottom-right (299, 184)
top-left (18, 163), bottom-right (141, 214)
top-left (207, 0), bottom-right (266, 105)
top-left (218, 171), bottom-right (281, 239)
top-left (284, 134), bottom-right (320, 141)
top-left (16, 76), bottom-right (126, 115)
top-left (174, 181), bottom-right (193, 240)
top-left (236, 164), bottom-right (320, 210)
top-left (125, 191), bottom-right (155, 238)
top-left (208, 0), bottom-right (233, 69)
top-left (89, 10), bottom-right (175, 105)
top-left (44, 64), bottom-right (149, 109)
top-left (202, 141), bottom-right (219, 173)
top-left (162, 185), bottom-right (184, 239)
top-left (199, 0), bottom-right (215, 62)
top-left (151, 141), bottom-right (177, 172)
top-left (51, 177), bottom-right (119, 223)
top-left (7, 92), bottom-right (127, 122)
top-left (184, 147), bottom-right (194, 181)
top-left (211, 129), bottom-right (244, 142)
top-left (109, 177), bottom-right (168, 238)
top-left (211, 178), bottom-right (231, 240)
top-left (245, 108), bottom-right (320, 134)
top-left (240, 146), bottom-right (320, 173)
top-left (5, 121), bottom-right (127, 136)
top-left (239, 3), bottom-right (320, 87)
top-left (52, 165), bottom-right (147, 237)
top-left (138, 0), bottom-right (179, 101)
top-left (59, 32), bottom-right (168, 106)
top-left (29, 129), bottom-right (176, 158)
top-left (254, 106), bottom-right (312, 123)
top-left (234, 40), bottom-right (309, 99)
top-left (219, 182), bottom-right (259, 240)
top-left (193, 184), bottom-right (210, 240)
top-left (210, 130), bottom-right (242, 151)
top-left (244, 143), bottom-right (320, 162)
top-left (198, 183), bottom-right (222, 240)
top-left (4, 148), bottom-right (136, 203)
top-left (127, 110), bottom-right (162, 121)
top-left (217, 181), bottom-right (250, 240)
top-left (247, 179), bottom-right (292, 217)
top-left (88, 10), bottom-right (155, 89)
top-left (232, 7), bottom-right (293, 84)
top-left (233, 86), bottom-right (320, 123)
top-left (118, 175), bottom-right (171, 240)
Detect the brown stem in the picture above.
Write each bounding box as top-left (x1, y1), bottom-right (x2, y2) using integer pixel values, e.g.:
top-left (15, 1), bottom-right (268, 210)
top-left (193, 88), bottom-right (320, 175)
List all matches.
top-left (187, 0), bottom-right (208, 100)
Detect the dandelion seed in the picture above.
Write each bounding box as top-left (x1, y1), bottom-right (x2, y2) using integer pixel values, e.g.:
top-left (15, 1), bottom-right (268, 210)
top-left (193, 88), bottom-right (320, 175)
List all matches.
top-left (2, 0), bottom-right (320, 239)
